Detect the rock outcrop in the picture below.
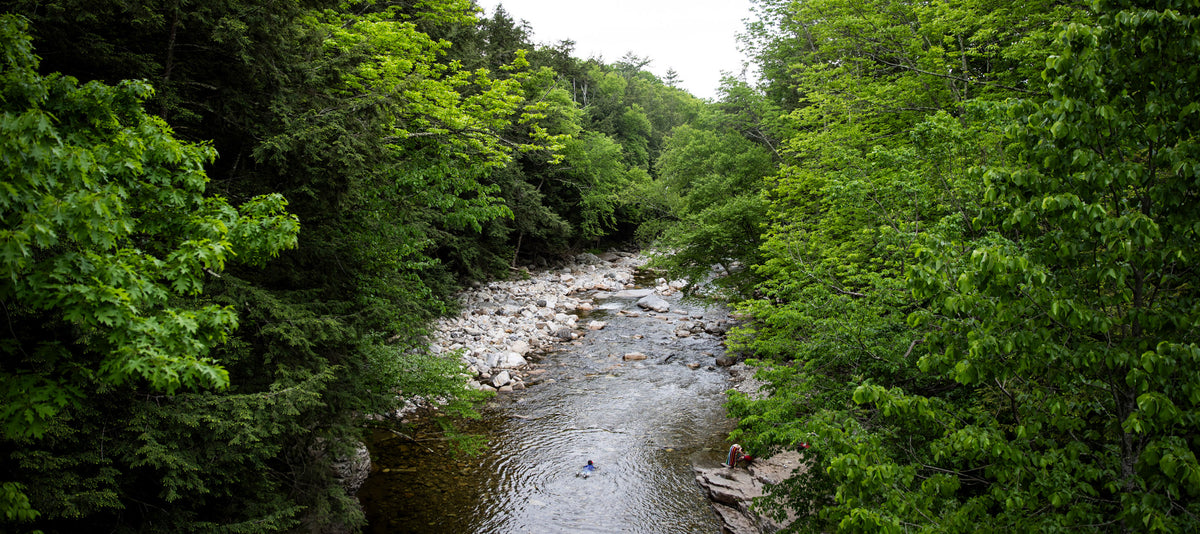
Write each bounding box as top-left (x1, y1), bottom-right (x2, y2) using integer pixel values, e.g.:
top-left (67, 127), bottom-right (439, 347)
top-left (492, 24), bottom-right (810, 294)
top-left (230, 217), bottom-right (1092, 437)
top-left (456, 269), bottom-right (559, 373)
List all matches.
top-left (694, 361), bottom-right (801, 533)
top-left (694, 450), bottom-right (805, 533)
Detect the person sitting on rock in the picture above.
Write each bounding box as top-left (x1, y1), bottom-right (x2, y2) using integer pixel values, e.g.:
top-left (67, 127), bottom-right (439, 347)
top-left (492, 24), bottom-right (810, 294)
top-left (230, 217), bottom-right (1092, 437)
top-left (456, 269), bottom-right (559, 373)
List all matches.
top-left (725, 444), bottom-right (750, 468)
top-left (578, 460), bottom-right (598, 478)
top-left (738, 452), bottom-right (755, 467)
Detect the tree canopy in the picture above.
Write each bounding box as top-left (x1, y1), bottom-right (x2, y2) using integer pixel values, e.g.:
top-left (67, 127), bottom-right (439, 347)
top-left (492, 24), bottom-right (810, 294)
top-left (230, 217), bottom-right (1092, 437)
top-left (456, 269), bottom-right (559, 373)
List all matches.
top-left (3, 0), bottom-right (1197, 531)
top-left (0, 1), bottom-right (700, 530)
top-left (710, 0), bottom-right (1200, 531)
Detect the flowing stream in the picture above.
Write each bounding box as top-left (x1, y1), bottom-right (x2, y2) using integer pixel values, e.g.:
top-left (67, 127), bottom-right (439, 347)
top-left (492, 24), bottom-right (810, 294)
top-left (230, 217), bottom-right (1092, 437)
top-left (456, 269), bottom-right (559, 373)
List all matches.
top-left (360, 284), bottom-right (734, 533)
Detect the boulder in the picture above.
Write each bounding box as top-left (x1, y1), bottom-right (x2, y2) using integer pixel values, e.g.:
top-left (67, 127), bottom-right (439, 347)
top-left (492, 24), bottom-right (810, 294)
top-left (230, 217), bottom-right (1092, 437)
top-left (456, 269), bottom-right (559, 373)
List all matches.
top-left (491, 370), bottom-right (511, 388)
top-left (498, 352), bottom-right (527, 369)
top-left (623, 352), bottom-right (648, 361)
top-left (330, 440), bottom-right (371, 495)
top-left (575, 252), bottom-right (602, 265)
top-left (636, 294), bottom-right (671, 313)
top-left (612, 288), bottom-right (655, 299)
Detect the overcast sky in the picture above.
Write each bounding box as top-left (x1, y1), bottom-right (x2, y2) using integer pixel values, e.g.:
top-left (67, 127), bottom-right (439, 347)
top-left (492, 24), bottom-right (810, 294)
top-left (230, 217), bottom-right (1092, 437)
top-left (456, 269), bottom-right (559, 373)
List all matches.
top-left (475, 0), bottom-right (755, 100)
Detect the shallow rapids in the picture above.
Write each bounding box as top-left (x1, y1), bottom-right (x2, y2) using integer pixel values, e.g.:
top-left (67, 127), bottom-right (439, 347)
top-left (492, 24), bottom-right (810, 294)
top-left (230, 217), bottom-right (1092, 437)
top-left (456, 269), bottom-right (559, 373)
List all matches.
top-left (360, 283), bottom-right (734, 533)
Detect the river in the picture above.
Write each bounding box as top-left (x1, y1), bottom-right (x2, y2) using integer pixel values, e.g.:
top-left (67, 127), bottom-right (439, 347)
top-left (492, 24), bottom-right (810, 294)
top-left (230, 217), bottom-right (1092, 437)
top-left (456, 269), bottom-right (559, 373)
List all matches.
top-left (360, 278), bottom-right (734, 533)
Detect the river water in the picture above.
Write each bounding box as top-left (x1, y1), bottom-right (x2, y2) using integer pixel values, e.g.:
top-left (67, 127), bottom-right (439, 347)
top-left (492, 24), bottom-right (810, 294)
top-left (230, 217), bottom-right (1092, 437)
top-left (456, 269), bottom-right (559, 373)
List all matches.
top-left (360, 286), bottom-right (734, 533)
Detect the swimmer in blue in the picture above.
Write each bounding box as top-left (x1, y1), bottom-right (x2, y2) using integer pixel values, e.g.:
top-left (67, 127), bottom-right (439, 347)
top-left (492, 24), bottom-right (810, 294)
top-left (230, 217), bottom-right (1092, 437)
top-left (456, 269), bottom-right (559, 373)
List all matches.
top-left (578, 460), bottom-right (598, 478)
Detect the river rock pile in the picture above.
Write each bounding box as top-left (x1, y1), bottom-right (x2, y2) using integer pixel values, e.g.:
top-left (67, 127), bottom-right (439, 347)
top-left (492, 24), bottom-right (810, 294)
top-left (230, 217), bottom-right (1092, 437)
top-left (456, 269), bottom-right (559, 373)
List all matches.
top-left (428, 251), bottom-right (682, 393)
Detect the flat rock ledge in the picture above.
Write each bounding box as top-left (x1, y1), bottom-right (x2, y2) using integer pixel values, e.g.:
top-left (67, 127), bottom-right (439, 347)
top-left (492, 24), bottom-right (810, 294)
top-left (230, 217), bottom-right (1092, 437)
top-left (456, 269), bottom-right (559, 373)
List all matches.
top-left (694, 450), bottom-right (804, 534)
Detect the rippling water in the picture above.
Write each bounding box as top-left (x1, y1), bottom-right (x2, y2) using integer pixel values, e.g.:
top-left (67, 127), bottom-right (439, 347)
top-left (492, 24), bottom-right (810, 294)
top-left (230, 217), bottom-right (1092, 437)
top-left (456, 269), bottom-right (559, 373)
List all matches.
top-left (361, 290), bottom-right (733, 533)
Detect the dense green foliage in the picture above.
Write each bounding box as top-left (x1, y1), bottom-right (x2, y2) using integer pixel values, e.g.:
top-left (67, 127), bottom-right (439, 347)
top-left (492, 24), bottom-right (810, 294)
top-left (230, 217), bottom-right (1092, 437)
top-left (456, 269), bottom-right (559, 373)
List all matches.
top-left (647, 85), bottom-right (782, 299)
top-left (700, 0), bottom-right (1200, 531)
top-left (0, 1), bottom-right (698, 531)
top-left (5, 0), bottom-right (1196, 531)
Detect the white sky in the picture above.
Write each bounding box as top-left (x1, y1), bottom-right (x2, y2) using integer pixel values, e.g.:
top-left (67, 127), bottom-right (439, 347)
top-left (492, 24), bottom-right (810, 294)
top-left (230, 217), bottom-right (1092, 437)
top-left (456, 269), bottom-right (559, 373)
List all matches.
top-left (475, 0), bottom-right (754, 100)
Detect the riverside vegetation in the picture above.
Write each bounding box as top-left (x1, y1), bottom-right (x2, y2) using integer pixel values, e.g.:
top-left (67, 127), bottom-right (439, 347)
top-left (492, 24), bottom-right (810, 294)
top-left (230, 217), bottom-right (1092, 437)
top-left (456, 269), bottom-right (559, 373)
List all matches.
top-left (2, 0), bottom-right (1198, 532)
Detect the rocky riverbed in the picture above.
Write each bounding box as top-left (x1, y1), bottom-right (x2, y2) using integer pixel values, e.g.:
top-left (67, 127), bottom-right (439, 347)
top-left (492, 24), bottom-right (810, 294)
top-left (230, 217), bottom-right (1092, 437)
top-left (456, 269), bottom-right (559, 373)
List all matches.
top-left (421, 251), bottom-right (736, 396)
top-left (364, 250), bottom-right (804, 533)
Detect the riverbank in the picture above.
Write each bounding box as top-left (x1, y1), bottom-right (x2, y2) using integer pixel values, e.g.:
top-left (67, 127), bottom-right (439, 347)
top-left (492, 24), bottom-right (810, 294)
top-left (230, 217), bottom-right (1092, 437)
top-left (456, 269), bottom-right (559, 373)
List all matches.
top-left (418, 251), bottom-right (736, 400)
top-left (361, 250), bottom-right (745, 532)
top-left (364, 250), bottom-right (807, 533)
top-left (693, 362), bottom-right (805, 533)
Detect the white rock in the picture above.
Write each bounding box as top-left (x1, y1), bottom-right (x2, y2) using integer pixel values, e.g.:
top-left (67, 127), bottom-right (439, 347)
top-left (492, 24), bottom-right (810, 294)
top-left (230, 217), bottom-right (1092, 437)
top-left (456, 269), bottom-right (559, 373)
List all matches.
top-left (613, 288), bottom-right (654, 299)
top-left (499, 352), bottom-right (527, 368)
top-left (492, 370), bottom-right (511, 388)
top-left (637, 294), bottom-right (671, 313)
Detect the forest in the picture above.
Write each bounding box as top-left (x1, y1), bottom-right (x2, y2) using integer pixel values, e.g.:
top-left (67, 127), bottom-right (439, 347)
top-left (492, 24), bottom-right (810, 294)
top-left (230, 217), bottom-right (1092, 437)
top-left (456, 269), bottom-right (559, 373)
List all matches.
top-left (1, 0), bottom-right (1197, 532)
